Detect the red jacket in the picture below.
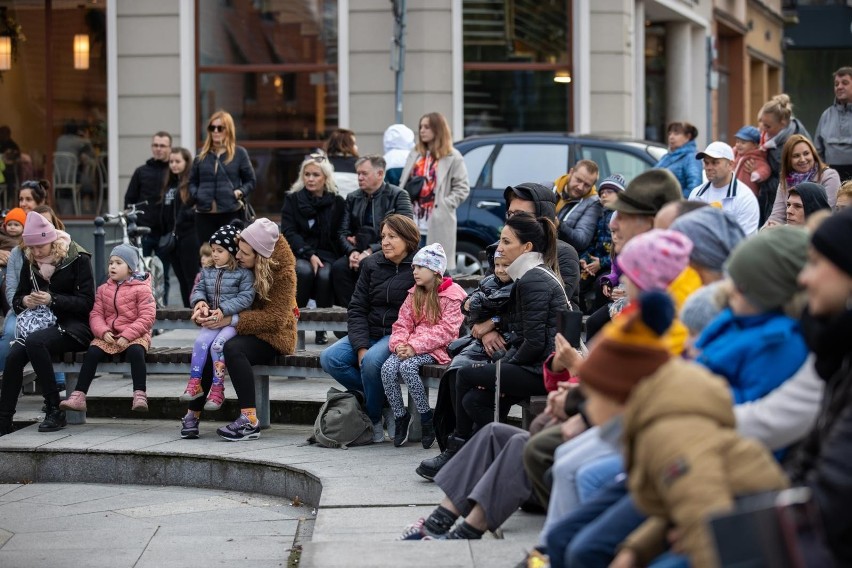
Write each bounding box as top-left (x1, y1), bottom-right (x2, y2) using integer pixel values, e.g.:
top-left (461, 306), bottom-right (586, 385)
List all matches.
top-left (89, 276), bottom-right (156, 343)
top-left (733, 148), bottom-right (770, 197)
top-left (390, 277), bottom-right (467, 365)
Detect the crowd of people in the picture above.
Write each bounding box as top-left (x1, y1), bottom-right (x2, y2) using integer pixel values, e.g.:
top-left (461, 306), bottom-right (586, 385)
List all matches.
top-left (0, 70), bottom-right (849, 566)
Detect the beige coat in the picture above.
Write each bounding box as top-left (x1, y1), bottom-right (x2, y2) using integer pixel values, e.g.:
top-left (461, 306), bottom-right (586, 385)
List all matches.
top-left (622, 358), bottom-right (789, 568)
top-left (400, 148), bottom-right (470, 270)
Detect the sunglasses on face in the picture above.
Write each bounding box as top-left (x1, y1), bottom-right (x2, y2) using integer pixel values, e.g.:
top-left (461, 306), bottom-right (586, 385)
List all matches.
top-left (207, 124), bottom-right (225, 133)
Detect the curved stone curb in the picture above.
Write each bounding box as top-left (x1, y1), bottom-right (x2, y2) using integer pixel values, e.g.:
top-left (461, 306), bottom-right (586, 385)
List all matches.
top-left (0, 448), bottom-right (321, 506)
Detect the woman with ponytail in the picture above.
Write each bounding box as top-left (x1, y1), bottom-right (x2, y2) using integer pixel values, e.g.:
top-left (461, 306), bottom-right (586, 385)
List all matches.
top-left (417, 212), bottom-right (568, 481)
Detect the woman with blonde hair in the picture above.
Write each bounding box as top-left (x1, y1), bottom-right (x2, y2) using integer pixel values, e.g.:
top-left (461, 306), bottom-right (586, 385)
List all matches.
top-left (766, 134), bottom-right (840, 225)
top-left (400, 112), bottom-right (470, 271)
top-left (190, 109), bottom-right (256, 244)
top-left (280, 153), bottom-right (345, 344)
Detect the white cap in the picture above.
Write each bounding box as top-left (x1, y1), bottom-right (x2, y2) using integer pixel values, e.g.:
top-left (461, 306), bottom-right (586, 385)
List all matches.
top-left (696, 141), bottom-right (734, 162)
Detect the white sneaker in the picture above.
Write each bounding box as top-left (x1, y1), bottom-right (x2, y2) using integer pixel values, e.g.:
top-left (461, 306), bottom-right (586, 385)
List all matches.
top-left (372, 421), bottom-right (385, 443)
top-left (382, 407), bottom-right (396, 439)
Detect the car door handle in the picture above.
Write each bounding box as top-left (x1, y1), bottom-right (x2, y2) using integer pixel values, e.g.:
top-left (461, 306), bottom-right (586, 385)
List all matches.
top-left (476, 201), bottom-right (501, 209)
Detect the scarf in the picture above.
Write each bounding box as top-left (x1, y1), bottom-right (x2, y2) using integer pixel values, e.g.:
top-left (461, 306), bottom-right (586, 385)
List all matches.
top-left (786, 165), bottom-right (818, 189)
top-left (413, 154), bottom-right (438, 221)
top-left (295, 189), bottom-right (336, 219)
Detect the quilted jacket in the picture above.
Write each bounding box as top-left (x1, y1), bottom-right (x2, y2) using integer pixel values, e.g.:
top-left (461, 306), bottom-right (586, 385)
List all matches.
top-left (190, 265), bottom-right (255, 316)
top-left (89, 274), bottom-right (156, 344)
top-left (389, 277), bottom-right (467, 365)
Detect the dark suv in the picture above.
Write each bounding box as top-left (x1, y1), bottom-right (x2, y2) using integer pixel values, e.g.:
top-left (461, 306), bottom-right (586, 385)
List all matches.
top-left (453, 133), bottom-right (667, 275)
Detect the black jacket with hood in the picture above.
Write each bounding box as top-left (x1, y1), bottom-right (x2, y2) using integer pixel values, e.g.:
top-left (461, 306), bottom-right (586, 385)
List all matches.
top-left (790, 181), bottom-right (831, 220)
top-left (500, 183), bottom-right (581, 305)
top-left (124, 158), bottom-right (169, 235)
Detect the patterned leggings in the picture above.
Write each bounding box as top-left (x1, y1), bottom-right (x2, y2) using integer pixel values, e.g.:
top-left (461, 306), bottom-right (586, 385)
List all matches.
top-left (190, 326), bottom-right (237, 383)
top-left (380, 353), bottom-right (436, 418)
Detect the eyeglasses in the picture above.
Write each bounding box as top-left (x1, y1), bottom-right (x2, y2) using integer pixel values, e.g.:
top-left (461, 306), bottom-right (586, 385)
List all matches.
top-left (151, 143), bottom-right (169, 149)
top-left (305, 153), bottom-right (327, 163)
top-left (207, 124), bottom-right (225, 133)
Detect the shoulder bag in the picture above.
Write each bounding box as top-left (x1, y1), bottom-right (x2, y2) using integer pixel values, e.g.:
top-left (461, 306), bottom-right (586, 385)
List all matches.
top-left (14, 267), bottom-right (57, 345)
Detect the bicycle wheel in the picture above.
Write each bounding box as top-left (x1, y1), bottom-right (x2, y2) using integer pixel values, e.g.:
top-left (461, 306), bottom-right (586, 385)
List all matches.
top-left (143, 255), bottom-right (166, 308)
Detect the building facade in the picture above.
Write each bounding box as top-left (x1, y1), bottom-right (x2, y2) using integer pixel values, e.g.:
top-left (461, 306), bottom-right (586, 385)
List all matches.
top-left (0, 0), bottom-right (785, 218)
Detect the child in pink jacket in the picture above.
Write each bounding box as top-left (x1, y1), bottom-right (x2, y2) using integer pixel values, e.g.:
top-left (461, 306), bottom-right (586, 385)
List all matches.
top-left (732, 125), bottom-right (771, 197)
top-left (61, 244), bottom-right (157, 413)
top-left (380, 243), bottom-right (467, 449)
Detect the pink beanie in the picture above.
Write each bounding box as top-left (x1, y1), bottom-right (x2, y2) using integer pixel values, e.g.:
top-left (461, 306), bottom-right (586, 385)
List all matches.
top-left (22, 211), bottom-right (57, 246)
top-left (240, 218), bottom-right (279, 258)
top-left (617, 229), bottom-right (693, 291)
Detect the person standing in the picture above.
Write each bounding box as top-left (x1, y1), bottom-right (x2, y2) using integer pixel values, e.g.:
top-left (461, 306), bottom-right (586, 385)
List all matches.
top-left (383, 124), bottom-right (415, 187)
top-left (190, 110), bottom-right (256, 245)
top-left (814, 66), bottom-right (852, 183)
top-left (331, 155), bottom-right (412, 308)
top-left (400, 112), bottom-right (470, 272)
top-left (324, 128), bottom-right (359, 197)
top-left (688, 141), bottom-right (760, 235)
top-left (654, 121), bottom-right (703, 197)
top-left (125, 131), bottom-right (172, 301)
top-left (161, 147), bottom-right (199, 308)
top-left (280, 153), bottom-right (345, 344)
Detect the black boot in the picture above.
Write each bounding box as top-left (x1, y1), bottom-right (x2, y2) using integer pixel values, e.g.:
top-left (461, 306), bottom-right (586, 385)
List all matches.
top-left (315, 331), bottom-right (328, 345)
top-left (39, 403), bottom-right (66, 433)
top-left (416, 434), bottom-right (466, 481)
top-left (0, 411), bottom-right (15, 437)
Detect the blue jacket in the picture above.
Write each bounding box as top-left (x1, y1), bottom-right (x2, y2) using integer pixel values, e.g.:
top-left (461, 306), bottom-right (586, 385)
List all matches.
top-left (695, 308), bottom-right (808, 405)
top-left (655, 140), bottom-right (703, 198)
top-left (190, 266), bottom-right (255, 316)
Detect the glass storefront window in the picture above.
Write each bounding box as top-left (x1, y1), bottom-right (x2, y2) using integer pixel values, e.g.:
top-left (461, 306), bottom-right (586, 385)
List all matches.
top-left (463, 0), bottom-right (572, 134)
top-left (197, 0), bottom-right (338, 215)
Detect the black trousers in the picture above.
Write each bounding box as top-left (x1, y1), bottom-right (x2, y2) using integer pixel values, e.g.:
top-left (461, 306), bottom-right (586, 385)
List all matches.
top-left (75, 344), bottom-right (147, 393)
top-left (168, 233), bottom-right (200, 308)
top-left (295, 258), bottom-right (335, 308)
top-left (454, 362), bottom-right (547, 438)
top-left (0, 327), bottom-right (86, 413)
top-left (196, 211), bottom-right (241, 245)
top-left (187, 334), bottom-right (278, 411)
top-left (330, 255), bottom-right (358, 308)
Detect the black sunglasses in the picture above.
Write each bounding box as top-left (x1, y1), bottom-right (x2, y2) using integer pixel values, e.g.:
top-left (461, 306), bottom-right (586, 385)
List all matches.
top-left (207, 124), bottom-right (225, 133)
top-left (305, 153), bottom-right (327, 163)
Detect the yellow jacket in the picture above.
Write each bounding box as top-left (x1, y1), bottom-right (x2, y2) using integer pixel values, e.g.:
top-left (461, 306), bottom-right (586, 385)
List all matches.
top-left (664, 266), bottom-right (702, 356)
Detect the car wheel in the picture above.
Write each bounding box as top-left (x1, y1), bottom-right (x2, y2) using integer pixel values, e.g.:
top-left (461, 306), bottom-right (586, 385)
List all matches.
top-left (454, 241), bottom-right (486, 276)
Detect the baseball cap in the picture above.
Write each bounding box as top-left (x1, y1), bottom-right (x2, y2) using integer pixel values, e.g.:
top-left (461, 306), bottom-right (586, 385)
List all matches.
top-left (733, 126), bottom-right (760, 144)
top-left (607, 169), bottom-right (683, 216)
top-left (696, 141), bottom-right (735, 162)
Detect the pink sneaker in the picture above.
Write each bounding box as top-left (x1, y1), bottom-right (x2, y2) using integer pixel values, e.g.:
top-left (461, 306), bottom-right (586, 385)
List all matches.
top-left (132, 390), bottom-right (149, 412)
top-left (204, 383), bottom-right (225, 411)
top-left (179, 378), bottom-right (203, 401)
top-left (59, 390), bottom-right (87, 412)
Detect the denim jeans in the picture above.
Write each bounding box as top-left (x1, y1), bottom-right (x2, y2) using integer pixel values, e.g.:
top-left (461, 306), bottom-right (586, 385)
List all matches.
top-left (0, 310), bottom-right (16, 373)
top-left (320, 335), bottom-right (391, 423)
top-left (576, 454), bottom-right (624, 504)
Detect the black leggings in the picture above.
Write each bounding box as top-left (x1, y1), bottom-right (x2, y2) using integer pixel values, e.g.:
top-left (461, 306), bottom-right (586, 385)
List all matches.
top-left (454, 362), bottom-right (547, 439)
top-left (0, 326), bottom-right (86, 413)
top-left (187, 334), bottom-right (278, 412)
top-left (75, 344), bottom-right (147, 393)
top-left (295, 258), bottom-right (334, 308)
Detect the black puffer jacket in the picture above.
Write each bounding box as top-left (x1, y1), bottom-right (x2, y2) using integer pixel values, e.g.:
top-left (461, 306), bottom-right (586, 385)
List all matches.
top-left (338, 182), bottom-right (413, 256)
top-left (189, 146), bottom-right (256, 214)
top-left (500, 252), bottom-right (567, 372)
top-left (484, 238), bottom-right (580, 307)
top-left (464, 274), bottom-right (513, 324)
top-left (347, 251), bottom-right (415, 352)
top-left (124, 158), bottom-right (169, 235)
top-left (14, 242), bottom-right (95, 346)
top-left (280, 189), bottom-right (345, 263)
top-left (789, 308), bottom-right (852, 565)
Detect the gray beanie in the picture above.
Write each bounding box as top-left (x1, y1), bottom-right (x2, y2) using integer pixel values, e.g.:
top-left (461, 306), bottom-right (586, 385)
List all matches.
top-left (680, 281), bottom-right (726, 336)
top-left (726, 225), bottom-right (809, 312)
top-left (110, 244), bottom-right (140, 273)
top-left (670, 207), bottom-right (745, 272)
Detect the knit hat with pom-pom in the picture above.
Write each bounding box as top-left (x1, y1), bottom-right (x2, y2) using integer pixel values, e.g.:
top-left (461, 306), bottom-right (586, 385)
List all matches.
top-left (578, 291), bottom-right (675, 404)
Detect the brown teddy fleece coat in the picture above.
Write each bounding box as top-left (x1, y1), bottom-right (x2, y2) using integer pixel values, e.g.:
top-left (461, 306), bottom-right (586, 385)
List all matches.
top-left (234, 235), bottom-right (298, 354)
top-left (622, 358), bottom-right (789, 568)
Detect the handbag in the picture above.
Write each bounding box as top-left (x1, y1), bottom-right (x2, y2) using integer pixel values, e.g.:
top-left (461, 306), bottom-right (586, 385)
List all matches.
top-left (403, 175), bottom-right (426, 203)
top-left (14, 268), bottom-right (57, 344)
top-left (158, 192), bottom-right (178, 255)
top-left (216, 154), bottom-right (255, 223)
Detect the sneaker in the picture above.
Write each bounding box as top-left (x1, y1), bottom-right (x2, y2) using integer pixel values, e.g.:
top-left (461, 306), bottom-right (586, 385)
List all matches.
top-left (203, 383), bottom-right (225, 411)
top-left (399, 518), bottom-right (428, 540)
top-left (179, 378), bottom-right (204, 401)
top-left (131, 390), bottom-right (148, 412)
top-left (217, 414), bottom-right (260, 441)
top-left (372, 421), bottom-right (385, 443)
top-left (180, 413), bottom-right (200, 439)
top-left (382, 407), bottom-right (395, 439)
top-left (393, 413), bottom-right (411, 447)
top-left (59, 391), bottom-right (87, 412)
top-left (315, 331), bottom-right (328, 345)
top-left (421, 419), bottom-right (436, 450)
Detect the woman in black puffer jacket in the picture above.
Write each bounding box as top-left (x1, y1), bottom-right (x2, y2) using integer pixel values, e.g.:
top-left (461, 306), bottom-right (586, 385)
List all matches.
top-left (417, 213), bottom-right (567, 480)
top-left (190, 109), bottom-right (256, 244)
top-left (320, 214), bottom-right (419, 437)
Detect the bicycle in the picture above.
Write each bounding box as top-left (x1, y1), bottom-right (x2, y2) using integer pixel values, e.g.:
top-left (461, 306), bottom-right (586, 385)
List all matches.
top-left (103, 201), bottom-right (166, 308)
